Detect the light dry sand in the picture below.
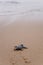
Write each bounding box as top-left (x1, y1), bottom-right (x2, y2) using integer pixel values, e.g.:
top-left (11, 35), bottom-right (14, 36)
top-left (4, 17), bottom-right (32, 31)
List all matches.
top-left (0, 20), bottom-right (43, 65)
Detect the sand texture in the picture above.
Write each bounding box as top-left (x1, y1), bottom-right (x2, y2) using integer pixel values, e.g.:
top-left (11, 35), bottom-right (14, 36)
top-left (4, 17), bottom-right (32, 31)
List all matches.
top-left (0, 20), bottom-right (43, 65)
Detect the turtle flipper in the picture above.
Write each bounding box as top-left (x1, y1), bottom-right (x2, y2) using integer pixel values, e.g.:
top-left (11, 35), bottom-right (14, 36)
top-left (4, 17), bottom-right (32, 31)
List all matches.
top-left (23, 47), bottom-right (28, 49)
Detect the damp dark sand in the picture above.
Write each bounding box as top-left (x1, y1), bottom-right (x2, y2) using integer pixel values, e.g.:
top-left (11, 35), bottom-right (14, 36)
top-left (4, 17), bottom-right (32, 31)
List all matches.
top-left (0, 20), bottom-right (43, 65)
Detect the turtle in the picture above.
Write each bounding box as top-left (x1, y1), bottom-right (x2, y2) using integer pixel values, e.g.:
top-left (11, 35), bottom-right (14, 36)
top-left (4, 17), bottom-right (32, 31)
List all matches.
top-left (14, 44), bottom-right (27, 51)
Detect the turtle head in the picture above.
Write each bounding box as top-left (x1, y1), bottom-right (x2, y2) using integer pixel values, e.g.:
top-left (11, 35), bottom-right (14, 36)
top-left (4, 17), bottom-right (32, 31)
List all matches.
top-left (21, 44), bottom-right (24, 47)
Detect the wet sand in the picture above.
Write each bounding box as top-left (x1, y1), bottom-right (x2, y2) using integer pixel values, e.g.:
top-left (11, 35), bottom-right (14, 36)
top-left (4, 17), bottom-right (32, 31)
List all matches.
top-left (0, 20), bottom-right (43, 65)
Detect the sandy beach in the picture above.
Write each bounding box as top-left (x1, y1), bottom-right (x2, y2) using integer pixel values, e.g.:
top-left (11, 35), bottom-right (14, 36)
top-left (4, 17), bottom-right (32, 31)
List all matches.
top-left (0, 19), bottom-right (43, 65)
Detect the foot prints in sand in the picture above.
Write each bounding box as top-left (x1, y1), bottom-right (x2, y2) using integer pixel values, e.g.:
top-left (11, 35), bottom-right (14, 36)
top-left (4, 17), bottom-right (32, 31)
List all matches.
top-left (10, 51), bottom-right (31, 65)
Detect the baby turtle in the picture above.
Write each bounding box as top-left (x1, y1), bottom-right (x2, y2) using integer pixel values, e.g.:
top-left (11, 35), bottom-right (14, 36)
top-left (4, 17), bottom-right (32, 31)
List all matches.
top-left (14, 44), bottom-right (27, 51)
